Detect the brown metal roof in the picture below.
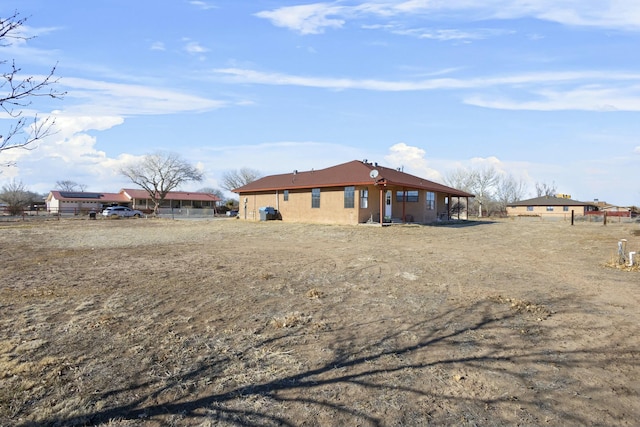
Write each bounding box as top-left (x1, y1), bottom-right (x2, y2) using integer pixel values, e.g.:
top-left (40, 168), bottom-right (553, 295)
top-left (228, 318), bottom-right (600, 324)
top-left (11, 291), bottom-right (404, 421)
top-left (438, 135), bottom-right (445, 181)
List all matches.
top-left (507, 196), bottom-right (596, 207)
top-left (233, 160), bottom-right (474, 197)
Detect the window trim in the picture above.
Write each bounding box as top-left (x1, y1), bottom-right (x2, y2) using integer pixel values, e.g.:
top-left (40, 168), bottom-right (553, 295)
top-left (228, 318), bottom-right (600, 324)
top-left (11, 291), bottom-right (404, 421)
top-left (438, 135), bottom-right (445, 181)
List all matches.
top-left (360, 188), bottom-right (369, 209)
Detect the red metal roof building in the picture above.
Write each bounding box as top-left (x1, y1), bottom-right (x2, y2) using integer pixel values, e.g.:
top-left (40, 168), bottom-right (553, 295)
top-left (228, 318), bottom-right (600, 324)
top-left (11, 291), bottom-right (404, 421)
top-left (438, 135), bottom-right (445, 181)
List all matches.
top-left (46, 189), bottom-right (221, 215)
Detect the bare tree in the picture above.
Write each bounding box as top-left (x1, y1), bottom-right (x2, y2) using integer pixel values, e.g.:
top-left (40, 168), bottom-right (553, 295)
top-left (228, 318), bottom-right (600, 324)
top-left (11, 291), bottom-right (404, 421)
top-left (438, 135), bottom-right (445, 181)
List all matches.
top-left (443, 167), bottom-right (474, 193)
top-left (495, 174), bottom-right (528, 214)
top-left (55, 180), bottom-right (87, 192)
top-left (197, 186), bottom-right (225, 213)
top-left (471, 167), bottom-right (500, 217)
top-left (1, 12), bottom-right (65, 163)
top-left (535, 181), bottom-right (557, 197)
top-left (221, 168), bottom-right (262, 192)
top-left (0, 179), bottom-right (40, 215)
top-left (445, 166), bottom-right (499, 217)
top-left (197, 186), bottom-right (224, 201)
top-left (121, 152), bottom-right (203, 215)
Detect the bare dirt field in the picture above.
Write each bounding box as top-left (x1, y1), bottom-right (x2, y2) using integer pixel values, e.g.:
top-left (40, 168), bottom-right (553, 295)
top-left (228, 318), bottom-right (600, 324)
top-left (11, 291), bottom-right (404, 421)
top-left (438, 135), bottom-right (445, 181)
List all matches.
top-left (1, 217), bottom-right (639, 426)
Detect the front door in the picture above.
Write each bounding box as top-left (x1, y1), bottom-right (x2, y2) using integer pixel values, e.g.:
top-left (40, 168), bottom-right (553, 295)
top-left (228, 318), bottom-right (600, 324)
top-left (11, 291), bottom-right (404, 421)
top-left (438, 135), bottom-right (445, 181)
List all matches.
top-left (385, 190), bottom-right (392, 219)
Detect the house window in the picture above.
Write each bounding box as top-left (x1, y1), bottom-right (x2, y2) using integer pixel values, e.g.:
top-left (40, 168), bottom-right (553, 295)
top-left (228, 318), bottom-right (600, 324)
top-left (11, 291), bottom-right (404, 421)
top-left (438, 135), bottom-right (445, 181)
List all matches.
top-left (283, 190), bottom-right (289, 201)
top-left (360, 189), bottom-right (368, 209)
top-left (312, 188), bottom-right (320, 208)
top-left (546, 206), bottom-right (554, 212)
top-left (426, 192), bottom-right (435, 210)
top-left (527, 206), bottom-right (534, 211)
top-left (396, 190), bottom-right (419, 202)
top-left (563, 206), bottom-right (569, 212)
top-left (344, 186), bottom-right (355, 208)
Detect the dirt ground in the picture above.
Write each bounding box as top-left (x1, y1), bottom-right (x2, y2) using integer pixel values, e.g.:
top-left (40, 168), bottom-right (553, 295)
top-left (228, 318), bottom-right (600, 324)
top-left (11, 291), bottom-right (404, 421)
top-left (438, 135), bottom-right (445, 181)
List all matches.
top-left (0, 217), bottom-right (639, 426)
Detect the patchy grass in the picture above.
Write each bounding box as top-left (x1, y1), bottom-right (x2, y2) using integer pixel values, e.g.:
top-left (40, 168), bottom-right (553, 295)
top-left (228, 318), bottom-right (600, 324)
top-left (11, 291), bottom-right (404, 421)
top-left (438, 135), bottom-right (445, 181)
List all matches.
top-left (1, 218), bottom-right (639, 426)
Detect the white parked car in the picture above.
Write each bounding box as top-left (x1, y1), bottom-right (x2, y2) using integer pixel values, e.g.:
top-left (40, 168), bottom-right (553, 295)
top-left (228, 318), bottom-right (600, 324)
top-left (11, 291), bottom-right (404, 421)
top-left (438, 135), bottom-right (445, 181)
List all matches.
top-left (102, 206), bottom-right (144, 218)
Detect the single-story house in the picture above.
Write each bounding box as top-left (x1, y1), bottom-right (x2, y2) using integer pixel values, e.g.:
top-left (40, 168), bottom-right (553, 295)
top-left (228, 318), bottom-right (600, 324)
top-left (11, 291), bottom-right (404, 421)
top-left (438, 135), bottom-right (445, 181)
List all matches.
top-left (46, 189), bottom-right (221, 214)
top-left (506, 195), bottom-right (599, 219)
top-left (121, 189), bottom-right (220, 211)
top-left (232, 160), bottom-right (474, 225)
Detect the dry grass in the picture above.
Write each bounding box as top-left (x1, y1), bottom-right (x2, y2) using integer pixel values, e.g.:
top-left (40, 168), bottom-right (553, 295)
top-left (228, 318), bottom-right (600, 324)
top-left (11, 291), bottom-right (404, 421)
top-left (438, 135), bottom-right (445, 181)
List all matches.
top-left (1, 217), bottom-right (639, 426)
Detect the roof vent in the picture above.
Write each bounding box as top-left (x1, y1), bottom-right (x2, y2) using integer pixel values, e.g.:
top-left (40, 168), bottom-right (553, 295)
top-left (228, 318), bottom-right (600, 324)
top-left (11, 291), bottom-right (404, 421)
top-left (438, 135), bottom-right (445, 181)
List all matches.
top-left (293, 170), bottom-right (298, 175)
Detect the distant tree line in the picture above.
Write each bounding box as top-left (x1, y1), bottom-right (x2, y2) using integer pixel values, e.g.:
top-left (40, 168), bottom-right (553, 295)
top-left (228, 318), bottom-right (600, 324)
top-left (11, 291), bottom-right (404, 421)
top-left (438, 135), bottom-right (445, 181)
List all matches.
top-left (444, 166), bottom-right (556, 217)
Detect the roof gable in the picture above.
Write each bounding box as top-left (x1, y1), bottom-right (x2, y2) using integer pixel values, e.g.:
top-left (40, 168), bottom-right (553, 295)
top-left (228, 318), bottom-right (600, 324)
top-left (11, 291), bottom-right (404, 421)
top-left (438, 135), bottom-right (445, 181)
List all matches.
top-left (233, 160), bottom-right (473, 197)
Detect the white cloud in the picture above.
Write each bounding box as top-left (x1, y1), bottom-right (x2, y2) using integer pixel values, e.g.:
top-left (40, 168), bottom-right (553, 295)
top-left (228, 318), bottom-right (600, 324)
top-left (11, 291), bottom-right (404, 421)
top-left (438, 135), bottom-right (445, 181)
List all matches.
top-left (213, 67), bottom-right (640, 111)
top-left (466, 85), bottom-right (640, 111)
top-left (189, 1), bottom-right (218, 10)
top-left (60, 77), bottom-right (226, 116)
top-left (254, 1), bottom-right (640, 35)
top-left (255, 3), bottom-right (346, 35)
top-left (0, 114), bottom-right (134, 194)
top-left (150, 41), bottom-right (165, 51)
top-left (184, 41), bottom-right (209, 55)
top-left (384, 142), bottom-right (442, 181)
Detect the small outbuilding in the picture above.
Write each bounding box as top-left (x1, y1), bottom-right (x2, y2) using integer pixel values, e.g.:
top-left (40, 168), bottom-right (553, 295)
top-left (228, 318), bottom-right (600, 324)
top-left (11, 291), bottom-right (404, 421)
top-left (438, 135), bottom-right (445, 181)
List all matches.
top-left (46, 191), bottom-right (129, 215)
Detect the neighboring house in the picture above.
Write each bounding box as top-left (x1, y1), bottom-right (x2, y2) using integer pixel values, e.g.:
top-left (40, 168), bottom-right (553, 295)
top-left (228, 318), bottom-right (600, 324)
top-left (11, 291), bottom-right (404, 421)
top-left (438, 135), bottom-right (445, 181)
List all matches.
top-left (233, 160), bottom-right (474, 225)
top-left (506, 195), bottom-right (598, 219)
top-left (121, 189), bottom-right (220, 212)
top-left (46, 191), bottom-right (129, 214)
top-left (46, 189), bottom-right (221, 214)
top-left (591, 201), bottom-right (633, 218)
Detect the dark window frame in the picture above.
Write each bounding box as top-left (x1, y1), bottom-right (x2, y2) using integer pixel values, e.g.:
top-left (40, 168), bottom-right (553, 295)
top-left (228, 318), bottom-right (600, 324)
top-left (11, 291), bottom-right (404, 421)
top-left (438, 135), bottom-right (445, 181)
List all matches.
top-left (396, 190), bottom-right (419, 203)
top-left (311, 188), bottom-right (320, 208)
top-left (344, 186), bottom-right (355, 209)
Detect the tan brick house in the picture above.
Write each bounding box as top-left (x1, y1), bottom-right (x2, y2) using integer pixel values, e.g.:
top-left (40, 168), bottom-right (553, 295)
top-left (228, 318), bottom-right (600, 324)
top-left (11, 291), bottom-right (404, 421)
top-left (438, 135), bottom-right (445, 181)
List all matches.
top-left (233, 160), bottom-right (474, 225)
top-left (506, 195), bottom-right (598, 219)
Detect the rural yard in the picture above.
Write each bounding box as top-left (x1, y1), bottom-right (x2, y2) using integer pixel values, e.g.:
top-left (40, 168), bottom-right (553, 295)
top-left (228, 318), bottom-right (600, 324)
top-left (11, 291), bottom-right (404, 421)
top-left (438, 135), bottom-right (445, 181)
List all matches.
top-left (1, 217), bottom-right (639, 426)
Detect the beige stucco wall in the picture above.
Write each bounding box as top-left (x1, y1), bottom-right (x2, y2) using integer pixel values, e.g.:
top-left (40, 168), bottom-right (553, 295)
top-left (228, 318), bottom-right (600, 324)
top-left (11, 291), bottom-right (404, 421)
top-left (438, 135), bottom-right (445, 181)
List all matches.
top-left (507, 205), bottom-right (586, 219)
top-left (238, 186), bottom-right (459, 225)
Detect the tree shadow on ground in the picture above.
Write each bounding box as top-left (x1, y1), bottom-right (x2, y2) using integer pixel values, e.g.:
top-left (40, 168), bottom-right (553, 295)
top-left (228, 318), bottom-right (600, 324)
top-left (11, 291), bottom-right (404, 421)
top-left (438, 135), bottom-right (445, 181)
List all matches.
top-left (31, 296), bottom-right (639, 427)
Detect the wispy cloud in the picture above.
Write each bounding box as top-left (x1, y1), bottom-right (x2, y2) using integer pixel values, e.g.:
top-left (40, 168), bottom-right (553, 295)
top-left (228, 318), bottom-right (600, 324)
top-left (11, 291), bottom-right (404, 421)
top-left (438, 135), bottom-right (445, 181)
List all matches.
top-left (150, 41), bottom-right (165, 51)
top-left (188, 1), bottom-right (218, 10)
top-left (60, 77), bottom-right (226, 116)
top-left (254, 3), bottom-right (346, 35)
top-left (211, 67), bottom-right (640, 111)
top-left (255, 1), bottom-right (640, 35)
top-left (183, 40), bottom-right (209, 55)
top-left (465, 85), bottom-right (640, 111)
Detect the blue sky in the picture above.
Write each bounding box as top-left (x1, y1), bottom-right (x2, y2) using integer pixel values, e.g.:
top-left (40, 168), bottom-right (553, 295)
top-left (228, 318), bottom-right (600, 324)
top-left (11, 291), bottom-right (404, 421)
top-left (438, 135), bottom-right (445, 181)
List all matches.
top-left (1, 0), bottom-right (639, 205)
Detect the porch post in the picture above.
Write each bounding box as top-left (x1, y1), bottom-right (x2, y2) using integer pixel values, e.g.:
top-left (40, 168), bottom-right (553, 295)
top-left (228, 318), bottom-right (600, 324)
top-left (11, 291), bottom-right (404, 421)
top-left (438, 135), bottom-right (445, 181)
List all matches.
top-left (380, 188), bottom-right (384, 226)
top-left (402, 187), bottom-right (407, 223)
top-left (466, 197), bottom-right (469, 220)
